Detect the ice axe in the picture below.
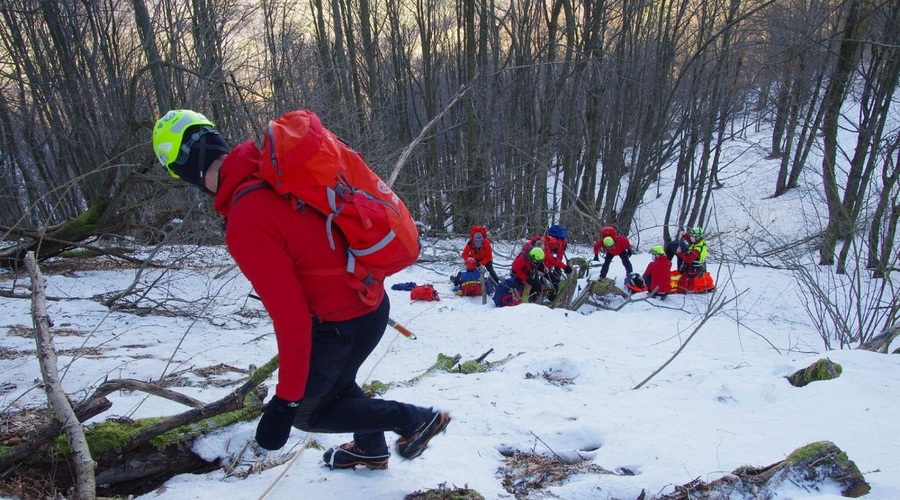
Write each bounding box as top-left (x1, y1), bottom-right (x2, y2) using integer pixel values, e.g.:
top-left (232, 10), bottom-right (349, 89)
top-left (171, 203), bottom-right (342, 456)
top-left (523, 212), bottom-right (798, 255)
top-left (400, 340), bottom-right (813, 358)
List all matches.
top-left (388, 318), bottom-right (417, 339)
top-left (249, 292), bottom-right (416, 340)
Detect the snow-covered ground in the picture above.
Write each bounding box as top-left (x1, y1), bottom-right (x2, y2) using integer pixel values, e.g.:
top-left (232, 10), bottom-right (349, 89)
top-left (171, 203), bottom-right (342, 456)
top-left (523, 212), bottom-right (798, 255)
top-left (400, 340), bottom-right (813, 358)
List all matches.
top-left (1, 127), bottom-right (897, 499)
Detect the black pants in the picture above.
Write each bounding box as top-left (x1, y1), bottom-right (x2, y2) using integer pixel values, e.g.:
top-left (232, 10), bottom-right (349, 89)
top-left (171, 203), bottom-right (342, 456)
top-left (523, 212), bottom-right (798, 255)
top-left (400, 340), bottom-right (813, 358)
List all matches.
top-left (292, 295), bottom-right (426, 452)
top-left (600, 252), bottom-right (633, 278)
top-left (484, 261), bottom-right (501, 282)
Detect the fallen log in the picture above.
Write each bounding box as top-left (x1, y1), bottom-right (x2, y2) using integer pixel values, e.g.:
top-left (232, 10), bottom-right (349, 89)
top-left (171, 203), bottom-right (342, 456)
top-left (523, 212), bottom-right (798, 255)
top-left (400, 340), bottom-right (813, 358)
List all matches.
top-left (0, 201), bottom-right (122, 270)
top-left (657, 441), bottom-right (869, 499)
top-left (858, 324), bottom-right (900, 353)
top-left (0, 356), bottom-right (279, 497)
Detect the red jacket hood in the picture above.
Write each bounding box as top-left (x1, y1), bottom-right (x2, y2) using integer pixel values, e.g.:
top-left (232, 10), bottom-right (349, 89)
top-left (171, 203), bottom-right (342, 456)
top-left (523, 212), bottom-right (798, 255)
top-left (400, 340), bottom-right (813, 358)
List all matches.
top-left (214, 140), bottom-right (262, 218)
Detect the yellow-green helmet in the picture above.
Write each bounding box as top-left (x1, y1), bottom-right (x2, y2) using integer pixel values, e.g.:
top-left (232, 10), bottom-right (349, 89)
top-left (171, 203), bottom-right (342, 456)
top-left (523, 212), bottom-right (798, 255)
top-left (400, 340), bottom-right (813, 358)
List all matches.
top-left (603, 236), bottom-right (615, 248)
top-left (651, 245), bottom-right (665, 256)
top-left (528, 247), bottom-right (545, 261)
top-left (153, 110), bottom-right (214, 173)
top-left (689, 227), bottom-right (704, 241)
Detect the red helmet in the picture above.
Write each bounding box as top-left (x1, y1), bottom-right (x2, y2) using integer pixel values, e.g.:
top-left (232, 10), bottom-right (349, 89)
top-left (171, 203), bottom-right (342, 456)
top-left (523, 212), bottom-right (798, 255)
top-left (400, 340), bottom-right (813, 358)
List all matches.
top-left (466, 257), bottom-right (477, 271)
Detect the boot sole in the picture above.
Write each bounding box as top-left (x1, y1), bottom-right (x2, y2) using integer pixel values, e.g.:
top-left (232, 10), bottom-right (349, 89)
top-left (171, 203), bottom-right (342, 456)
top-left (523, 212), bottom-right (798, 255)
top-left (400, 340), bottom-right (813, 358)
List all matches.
top-left (396, 412), bottom-right (451, 459)
top-left (327, 459), bottom-right (389, 471)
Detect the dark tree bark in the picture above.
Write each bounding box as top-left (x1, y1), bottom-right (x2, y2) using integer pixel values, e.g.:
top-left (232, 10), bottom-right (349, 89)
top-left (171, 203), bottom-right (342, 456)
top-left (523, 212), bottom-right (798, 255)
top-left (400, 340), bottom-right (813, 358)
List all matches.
top-left (819, 0), bottom-right (862, 267)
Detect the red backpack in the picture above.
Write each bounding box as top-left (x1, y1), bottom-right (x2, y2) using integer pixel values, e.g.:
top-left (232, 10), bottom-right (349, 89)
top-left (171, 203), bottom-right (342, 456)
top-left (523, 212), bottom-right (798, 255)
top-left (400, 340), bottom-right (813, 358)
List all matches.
top-left (257, 110), bottom-right (420, 304)
top-left (410, 284), bottom-right (440, 301)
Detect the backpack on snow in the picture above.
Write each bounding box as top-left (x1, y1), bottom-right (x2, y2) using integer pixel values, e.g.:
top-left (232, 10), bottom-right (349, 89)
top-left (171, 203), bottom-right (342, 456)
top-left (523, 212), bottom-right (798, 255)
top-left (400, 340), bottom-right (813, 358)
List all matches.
top-left (492, 277), bottom-right (522, 307)
top-left (411, 284), bottom-right (440, 302)
top-left (257, 110), bottom-right (420, 305)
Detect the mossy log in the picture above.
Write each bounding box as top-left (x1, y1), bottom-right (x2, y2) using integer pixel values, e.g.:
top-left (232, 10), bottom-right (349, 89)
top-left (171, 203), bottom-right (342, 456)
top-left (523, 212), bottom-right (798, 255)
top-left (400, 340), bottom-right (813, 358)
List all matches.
top-left (362, 350), bottom-right (522, 397)
top-left (592, 278), bottom-right (629, 298)
top-left (568, 278), bottom-right (629, 311)
top-left (0, 356), bottom-right (279, 497)
top-left (787, 358), bottom-right (842, 388)
top-left (0, 201), bottom-right (117, 269)
top-left (657, 441), bottom-right (869, 499)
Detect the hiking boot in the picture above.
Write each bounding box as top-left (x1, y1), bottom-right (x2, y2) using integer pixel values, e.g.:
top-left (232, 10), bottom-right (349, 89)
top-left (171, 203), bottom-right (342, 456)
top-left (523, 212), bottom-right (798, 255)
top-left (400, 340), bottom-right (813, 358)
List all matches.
top-left (396, 409), bottom-right (451, 460)
top-left (323, 442), bottom-right (390, 470)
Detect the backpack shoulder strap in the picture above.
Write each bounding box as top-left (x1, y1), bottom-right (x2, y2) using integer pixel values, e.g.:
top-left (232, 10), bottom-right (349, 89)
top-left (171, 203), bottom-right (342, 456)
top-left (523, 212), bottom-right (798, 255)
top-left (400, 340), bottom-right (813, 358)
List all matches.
top-left (231, 179), bottom-right (271, 206)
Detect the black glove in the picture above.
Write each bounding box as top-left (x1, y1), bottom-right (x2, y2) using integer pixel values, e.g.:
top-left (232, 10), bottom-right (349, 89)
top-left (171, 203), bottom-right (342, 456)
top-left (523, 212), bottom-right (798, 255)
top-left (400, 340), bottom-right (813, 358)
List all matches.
top-left (624, 249), bottom-right (633, 258)
top-left (564, 265), bottom-right (573, 274)
top-left (592, 254), bottom-right (599, 262)
top-left (256, 396), bottom-right (300, 450)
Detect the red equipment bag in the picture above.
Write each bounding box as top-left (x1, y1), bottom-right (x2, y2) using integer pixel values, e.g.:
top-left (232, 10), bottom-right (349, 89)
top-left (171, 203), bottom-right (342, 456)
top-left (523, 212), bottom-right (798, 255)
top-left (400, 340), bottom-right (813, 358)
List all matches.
top-left (410, 284), bottom-right (440, 302)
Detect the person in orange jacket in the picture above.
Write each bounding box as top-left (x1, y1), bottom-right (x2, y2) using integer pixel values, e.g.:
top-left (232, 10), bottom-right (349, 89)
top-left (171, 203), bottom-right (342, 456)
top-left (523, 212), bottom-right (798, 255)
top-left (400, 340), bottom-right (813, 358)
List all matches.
top-left (461, 226), bottom-right (501, 282)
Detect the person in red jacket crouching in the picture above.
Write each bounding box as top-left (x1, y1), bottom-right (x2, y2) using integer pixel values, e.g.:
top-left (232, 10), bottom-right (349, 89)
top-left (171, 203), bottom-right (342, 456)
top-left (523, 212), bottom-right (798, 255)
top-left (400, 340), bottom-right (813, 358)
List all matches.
top-left (512, 247), bottom-right (549, 303)
top-left (152, 110), bottom-right (449, 471)
top-left (642, 245), bottom-right (671, 300)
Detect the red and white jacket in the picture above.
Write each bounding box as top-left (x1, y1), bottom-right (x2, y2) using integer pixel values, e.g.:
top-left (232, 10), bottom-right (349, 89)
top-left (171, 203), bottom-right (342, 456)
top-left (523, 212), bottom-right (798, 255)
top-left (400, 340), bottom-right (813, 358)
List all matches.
top-left (213, 141), bottom-right (383, 401)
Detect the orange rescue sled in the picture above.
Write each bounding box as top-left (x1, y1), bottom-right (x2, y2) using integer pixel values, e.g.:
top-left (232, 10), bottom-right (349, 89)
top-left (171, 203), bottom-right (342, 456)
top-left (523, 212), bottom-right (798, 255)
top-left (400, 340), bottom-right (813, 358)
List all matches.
top-left (625, 270), bottom-right (715, 294)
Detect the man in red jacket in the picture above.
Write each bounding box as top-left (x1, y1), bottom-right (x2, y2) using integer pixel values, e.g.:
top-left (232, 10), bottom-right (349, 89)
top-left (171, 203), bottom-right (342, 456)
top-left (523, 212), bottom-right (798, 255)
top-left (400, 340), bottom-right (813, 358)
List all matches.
top-left (593, 231), bottom-right (634, 279)
top-left (152, 110), bottom-right (449, 471)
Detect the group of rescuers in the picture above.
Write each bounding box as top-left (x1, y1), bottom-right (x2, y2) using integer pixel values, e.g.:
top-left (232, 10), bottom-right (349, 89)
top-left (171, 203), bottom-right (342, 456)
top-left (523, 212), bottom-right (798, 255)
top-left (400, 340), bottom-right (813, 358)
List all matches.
top-left (451, 224), bottom-right (709, 305)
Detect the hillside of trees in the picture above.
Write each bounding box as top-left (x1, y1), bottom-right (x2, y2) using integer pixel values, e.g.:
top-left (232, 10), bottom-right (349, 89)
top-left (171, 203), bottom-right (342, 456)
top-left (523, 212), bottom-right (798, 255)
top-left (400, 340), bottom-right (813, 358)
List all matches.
top-left (0, 0), bottom-right (897, 276)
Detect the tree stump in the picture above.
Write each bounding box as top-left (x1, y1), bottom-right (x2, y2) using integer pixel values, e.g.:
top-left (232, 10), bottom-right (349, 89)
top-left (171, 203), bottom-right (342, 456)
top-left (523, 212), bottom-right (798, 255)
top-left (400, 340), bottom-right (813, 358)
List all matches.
top-left (568, 257), bottom-right (588, 279)
top-left (551, 272), bottom-right (578, 309)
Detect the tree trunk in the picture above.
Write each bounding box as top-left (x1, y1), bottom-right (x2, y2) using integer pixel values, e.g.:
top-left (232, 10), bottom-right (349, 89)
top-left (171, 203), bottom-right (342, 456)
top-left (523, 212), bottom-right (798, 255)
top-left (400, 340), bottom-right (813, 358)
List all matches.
top-left (131, 0), bottom-right (171, 113)
top-left (819, 0), bottom-right (862, 267)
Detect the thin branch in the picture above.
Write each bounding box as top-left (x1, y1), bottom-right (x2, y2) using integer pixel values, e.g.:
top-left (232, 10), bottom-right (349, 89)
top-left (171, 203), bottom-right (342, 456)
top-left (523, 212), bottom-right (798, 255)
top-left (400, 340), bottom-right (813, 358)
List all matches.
top-left (632, 292), bottom-right (740, 390)
top-left (387, 76), bottom-right (477, 187)
top-left (87, 379), bottom-right (206, 409)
